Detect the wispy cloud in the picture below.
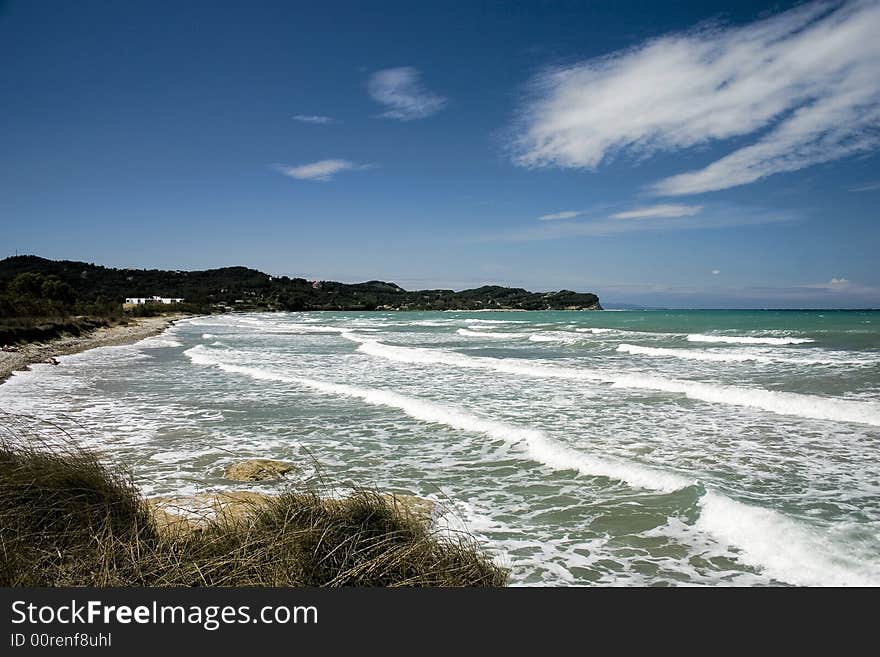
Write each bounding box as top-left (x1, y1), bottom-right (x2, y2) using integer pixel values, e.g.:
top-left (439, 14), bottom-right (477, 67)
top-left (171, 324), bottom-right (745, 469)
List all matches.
top-left (711, 269), bottom-right (721, 275)
top-left (275, 159), bottom-right (373, 182)
top-left (367, 67), bottom-right (447, 121)
top-left (789, 277), bottom-right (880, 301)
top-left (512, 1), bottom-right (880, 195)
top-left (292, 114), bottom-right (336, 125)
top-left (611, 204), bottom-right (703, 219)
top-left (849, 181), bottom-right (880, 192)
top-left (807, 276), bottom-right (853, 290)
top-left (483, 205), bottom-right (793, 242)
top-left (597, 280), bottom-right (880, 307)
top-left (538, 210), bottom-right (583, 221)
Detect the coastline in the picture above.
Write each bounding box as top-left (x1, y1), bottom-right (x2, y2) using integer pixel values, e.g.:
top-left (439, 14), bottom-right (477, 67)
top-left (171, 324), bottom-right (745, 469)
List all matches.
top-left (0, 305), bottom-right (595, 386)
top-left (0, 314), bottom-right (190, 385)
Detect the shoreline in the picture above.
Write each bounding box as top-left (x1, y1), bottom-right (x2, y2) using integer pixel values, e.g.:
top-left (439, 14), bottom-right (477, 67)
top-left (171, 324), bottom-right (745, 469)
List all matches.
top-left (0, 306), bottom-right (591, 386)
top-left (0, 314), bottom-right (190, 385)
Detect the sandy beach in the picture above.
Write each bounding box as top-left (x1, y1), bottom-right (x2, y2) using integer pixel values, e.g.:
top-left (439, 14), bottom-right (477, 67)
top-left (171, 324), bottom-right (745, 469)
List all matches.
top-left (0, 315), bottom-right (189, 385)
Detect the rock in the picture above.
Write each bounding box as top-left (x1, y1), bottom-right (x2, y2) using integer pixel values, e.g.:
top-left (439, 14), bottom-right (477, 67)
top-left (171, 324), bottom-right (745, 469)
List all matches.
top-left (147, 491), bottom-right (273, 534)
top-left (380, 494), bottom-right (437, 526)
top-left (223, 459), bottom-right (295, 482)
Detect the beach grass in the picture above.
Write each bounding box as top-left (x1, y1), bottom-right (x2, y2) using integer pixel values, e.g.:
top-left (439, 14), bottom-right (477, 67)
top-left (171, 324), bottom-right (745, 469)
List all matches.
top-left (0, 413), bottom-right (507, 587)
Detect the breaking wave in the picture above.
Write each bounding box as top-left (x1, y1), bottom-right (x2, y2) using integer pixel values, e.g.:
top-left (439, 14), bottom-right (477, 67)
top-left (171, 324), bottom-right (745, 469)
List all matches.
top-left (616, 343), bottom-right (873, 366)
top-left (341, 334), bottom-right (880, 426)
top-left (687, 334), bottom-right (814, 345)
top-left (457, 328), bottom-right (526, 339)
top-left (184, 344), bottom-right (879, 587)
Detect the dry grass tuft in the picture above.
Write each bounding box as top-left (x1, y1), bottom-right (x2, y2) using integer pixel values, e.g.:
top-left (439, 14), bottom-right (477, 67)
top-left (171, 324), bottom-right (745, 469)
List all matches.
top-left (0, 412), bottom-right (507, 587)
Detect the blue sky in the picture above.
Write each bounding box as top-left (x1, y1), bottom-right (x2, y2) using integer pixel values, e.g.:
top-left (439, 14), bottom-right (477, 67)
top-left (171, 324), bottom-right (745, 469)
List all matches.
top-left (1, 0), bottom-right (879, 308)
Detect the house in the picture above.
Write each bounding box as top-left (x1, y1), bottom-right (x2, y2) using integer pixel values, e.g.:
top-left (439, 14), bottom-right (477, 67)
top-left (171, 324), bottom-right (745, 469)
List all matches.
top-left (123, 296), bottom-right (184, 308)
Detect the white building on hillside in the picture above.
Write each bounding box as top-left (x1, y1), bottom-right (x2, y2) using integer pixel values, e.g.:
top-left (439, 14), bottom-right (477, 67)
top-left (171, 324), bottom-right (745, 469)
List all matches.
top-left (124, 296), bottom-right (184, 305)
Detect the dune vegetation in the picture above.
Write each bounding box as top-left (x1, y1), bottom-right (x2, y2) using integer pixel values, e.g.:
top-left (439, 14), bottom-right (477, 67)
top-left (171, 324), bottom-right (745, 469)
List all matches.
top-left (0, 413), bottom-right (507, 587)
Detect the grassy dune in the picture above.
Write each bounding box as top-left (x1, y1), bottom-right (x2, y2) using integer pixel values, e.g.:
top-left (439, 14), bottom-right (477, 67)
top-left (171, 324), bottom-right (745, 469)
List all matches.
top-left (0, 413), bottom-right (507, 587)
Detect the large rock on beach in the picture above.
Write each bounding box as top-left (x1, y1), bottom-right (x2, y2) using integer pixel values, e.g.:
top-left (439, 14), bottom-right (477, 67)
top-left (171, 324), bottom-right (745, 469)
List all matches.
top-left (223, 459), bottom-right (295, 482)
top-left (147, 491), bottom-right (272, 534)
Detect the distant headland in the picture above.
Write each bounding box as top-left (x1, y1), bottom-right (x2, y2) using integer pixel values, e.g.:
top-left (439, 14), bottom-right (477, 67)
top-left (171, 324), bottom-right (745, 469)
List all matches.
top-left (0, 255), bottom-right (601, 314)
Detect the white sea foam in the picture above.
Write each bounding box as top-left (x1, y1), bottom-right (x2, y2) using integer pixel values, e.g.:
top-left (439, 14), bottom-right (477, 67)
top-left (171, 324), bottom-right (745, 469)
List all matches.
top-left (528, 331), bottom-right (584, 343)
top-left (458, 328), bottom-right (528, 339)
top-left (340, 335), bottom-right (880, 426)
top-left (619, 343), bottom-right (766, 363)
top-left (15, 315), bottom-right (876, 587)
top-left (572, 326), bottom-right (677, 339)
top-left (608, 375), bottom-right (880, 427)
top-left (687, 334), bottom-right (814, 345)
top-left (458, 328), bottom-right (507, 338)
top-left (616, 343), bottom-right (871, 366)
top-left (185, 344), bottom-right (880, 587)
top-left (276, 324), bottom-right (345, 334)
top-left (696, 492), bottom-right (879, 586)
top-left (185, 345), bottom-right (691, 494)
top-left (138, 337), bottom-right (183, 348)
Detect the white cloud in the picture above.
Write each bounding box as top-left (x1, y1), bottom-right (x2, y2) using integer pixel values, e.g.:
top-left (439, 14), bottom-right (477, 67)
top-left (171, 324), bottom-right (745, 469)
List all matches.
top-left (275, 159), bottom-right (372, 182)
top-left (597, 280), bottom-right (880, 307)
top-left (512, 1), bottom-right (880, 195)
top-left (611, 204), bottom-right (703, 219)
top-left (367, 67), bottom-right (447, 121)
top-left (538, 210), bottom-right (583, 221)
top-left (786, 277), bottom-right (880, 302)
top-left (483, 205), bottom-right (793, 242)
top-left (292, 114), bottom-right (336, 125)
top-left (800, 277), bottom-right (862, 291)
top-left (850, 181), bottom-right (880, 192)
top-left (712, 270), bottom-right (721, 275)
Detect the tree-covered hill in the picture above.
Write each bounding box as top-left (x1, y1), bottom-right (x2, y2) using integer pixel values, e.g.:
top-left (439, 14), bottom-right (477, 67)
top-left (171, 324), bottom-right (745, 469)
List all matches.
top-left (0, 255), bottom-right (601, 316)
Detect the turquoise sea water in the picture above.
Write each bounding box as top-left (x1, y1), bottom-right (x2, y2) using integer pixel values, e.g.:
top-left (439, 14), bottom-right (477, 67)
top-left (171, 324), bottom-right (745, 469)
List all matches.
top-left (2, 309), bottom-right (879, 585)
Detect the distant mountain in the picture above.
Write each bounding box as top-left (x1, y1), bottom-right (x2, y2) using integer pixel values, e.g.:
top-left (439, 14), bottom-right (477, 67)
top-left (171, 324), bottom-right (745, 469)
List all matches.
top-left (0, 256), bottom-right (601, 313)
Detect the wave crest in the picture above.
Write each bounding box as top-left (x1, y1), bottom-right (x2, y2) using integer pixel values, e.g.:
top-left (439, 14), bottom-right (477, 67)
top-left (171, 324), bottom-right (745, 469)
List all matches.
top-left (342, 335), bottom-right (880, 426)
top-left (687, 334), bottom-right (814, 345)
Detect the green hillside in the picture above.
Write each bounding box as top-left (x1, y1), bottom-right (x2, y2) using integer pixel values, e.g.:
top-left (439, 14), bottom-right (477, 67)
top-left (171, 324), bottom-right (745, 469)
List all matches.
top-left (0, 255), bottom-right (601, 318)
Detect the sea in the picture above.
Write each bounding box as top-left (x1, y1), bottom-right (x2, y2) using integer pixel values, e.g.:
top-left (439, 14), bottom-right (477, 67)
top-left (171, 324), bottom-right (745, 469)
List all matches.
top-left (2, 309), bottom-right (879, 586)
